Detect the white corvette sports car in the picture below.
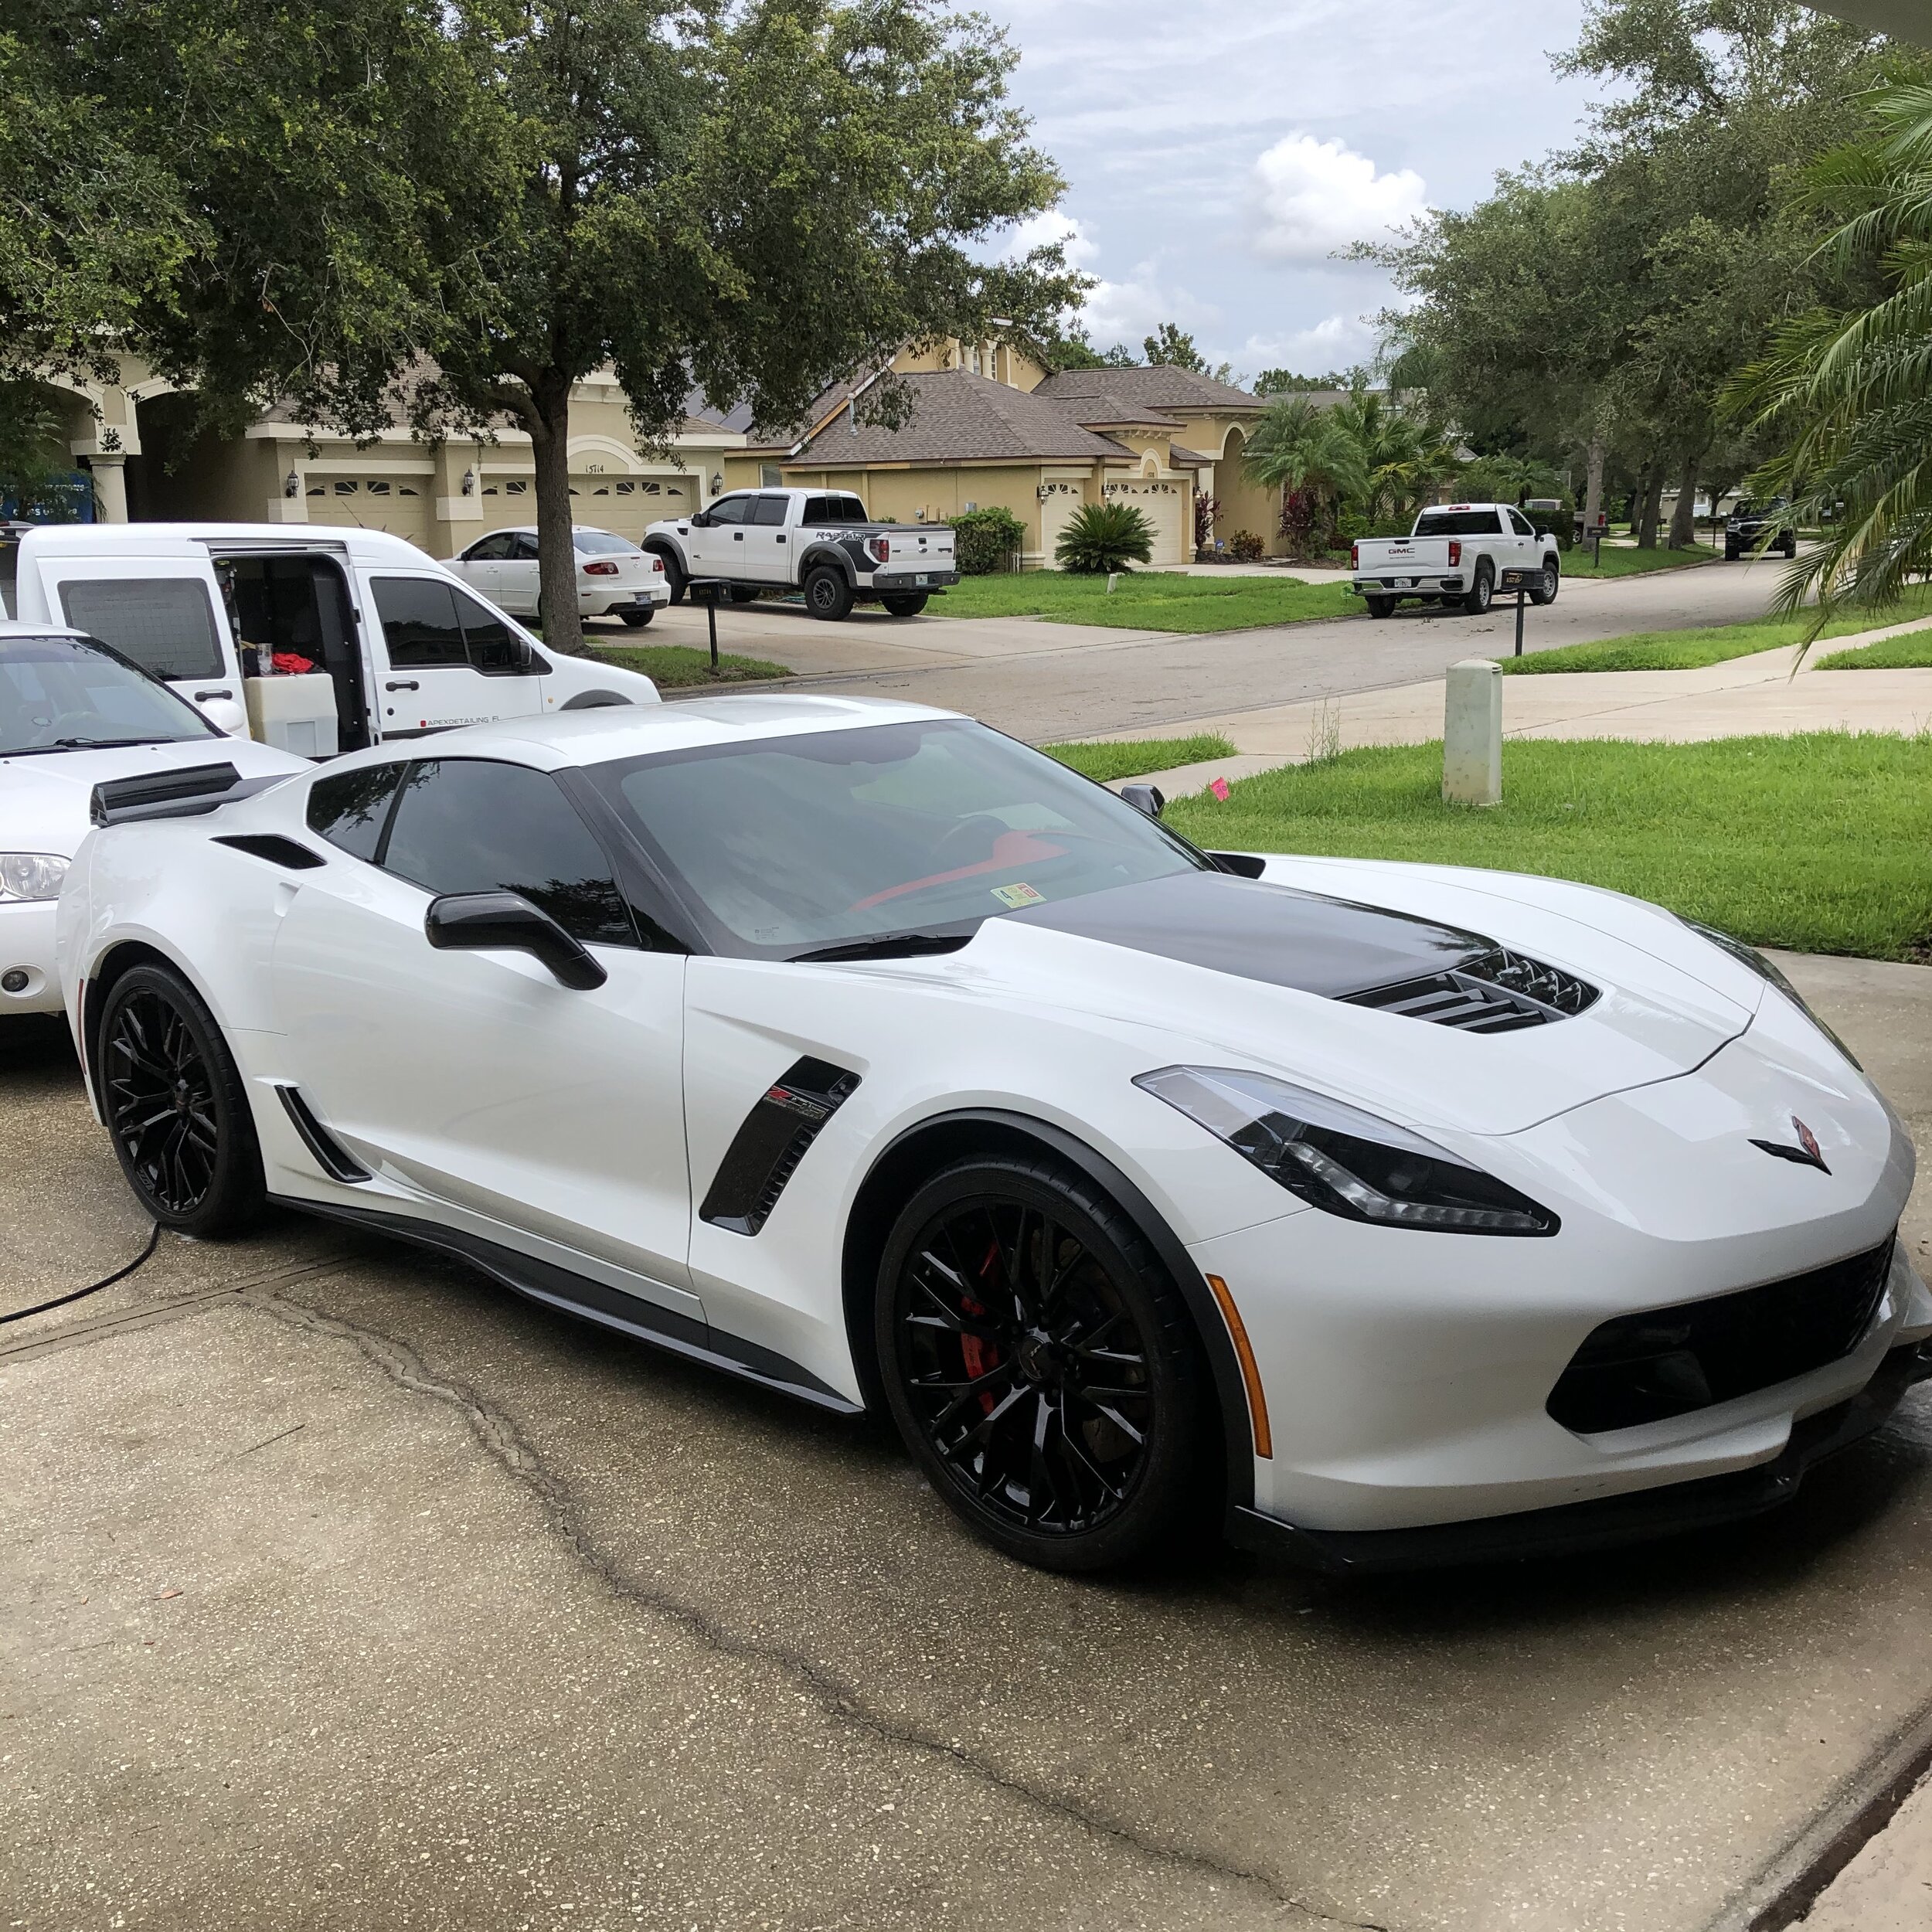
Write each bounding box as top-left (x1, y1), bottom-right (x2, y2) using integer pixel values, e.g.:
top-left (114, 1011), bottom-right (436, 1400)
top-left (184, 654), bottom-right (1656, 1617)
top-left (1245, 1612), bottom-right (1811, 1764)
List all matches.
top-left (56, 697), bottom-right (1932, 1572)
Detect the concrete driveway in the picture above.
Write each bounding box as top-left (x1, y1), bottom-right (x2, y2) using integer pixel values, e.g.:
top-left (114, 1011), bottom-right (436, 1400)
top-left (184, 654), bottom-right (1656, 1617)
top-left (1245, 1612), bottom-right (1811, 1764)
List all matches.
top-left (628, 554), bottom-right (1792, 741)
top-left (5, 952), bottom-right (1932, 1932)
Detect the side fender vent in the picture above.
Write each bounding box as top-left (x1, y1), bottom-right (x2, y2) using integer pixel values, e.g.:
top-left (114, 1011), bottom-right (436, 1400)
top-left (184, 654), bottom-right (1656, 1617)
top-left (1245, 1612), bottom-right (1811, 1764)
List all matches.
top-left (1345, 947), bottom-right (1599, 1033)
top-left (701, 1056), bottom-right (861, 1236)
top-left (213, 834), bottom-right (327, 870)
top-left (275, 1084), bottom-right (372, 1184)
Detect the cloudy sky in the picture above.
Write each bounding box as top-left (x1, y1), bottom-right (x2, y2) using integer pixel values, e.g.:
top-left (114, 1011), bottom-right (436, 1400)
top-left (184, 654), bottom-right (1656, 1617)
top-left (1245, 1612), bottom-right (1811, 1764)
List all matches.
top-left (989, 0), bottom-right (1607, 378)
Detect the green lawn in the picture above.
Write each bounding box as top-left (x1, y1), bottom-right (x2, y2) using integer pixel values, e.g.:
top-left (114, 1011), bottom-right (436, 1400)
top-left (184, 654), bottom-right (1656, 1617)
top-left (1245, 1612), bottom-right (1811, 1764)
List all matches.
top-left (1815, 623), bottom-right (1932, 669)
top-left (589, 642), bottom-right (791, 688)
top-left (1041, 733), bottom-right (1237, 784)
top-left (938, 570), bottom-right (1355, 632)
top-left (1499, 589), bottom-right (1932, 675)
top-left (1163, 734), bottom-right (1932, 961)
top-left (1560, 542), bottom-right (1718, 578)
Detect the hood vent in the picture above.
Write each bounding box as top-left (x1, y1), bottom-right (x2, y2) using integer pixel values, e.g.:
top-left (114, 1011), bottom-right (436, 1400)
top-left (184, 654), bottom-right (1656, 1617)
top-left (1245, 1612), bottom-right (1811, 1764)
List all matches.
top-left (1345, 948), bottom-right (1600, 1034)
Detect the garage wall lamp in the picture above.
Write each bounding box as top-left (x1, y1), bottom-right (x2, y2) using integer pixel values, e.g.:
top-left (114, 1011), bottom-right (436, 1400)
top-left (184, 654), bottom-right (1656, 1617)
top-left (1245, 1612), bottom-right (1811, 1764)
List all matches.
top-left (461, 466), bottom-right (478, 497)
top-left (283, 468), bottom-right (301, 498)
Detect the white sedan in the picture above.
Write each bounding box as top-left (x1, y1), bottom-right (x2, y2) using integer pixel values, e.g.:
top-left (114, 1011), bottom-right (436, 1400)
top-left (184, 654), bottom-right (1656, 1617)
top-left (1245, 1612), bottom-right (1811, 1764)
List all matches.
top-left (0, 621), bottom-right (307, 1018)
top-left (56, 698), bottom-right (1932, 1573)
top-left (447, 526), bottom-right (669, 627)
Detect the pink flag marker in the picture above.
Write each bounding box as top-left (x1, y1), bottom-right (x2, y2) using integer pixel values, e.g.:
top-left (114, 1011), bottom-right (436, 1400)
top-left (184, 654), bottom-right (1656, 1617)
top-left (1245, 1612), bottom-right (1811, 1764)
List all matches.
top-left (1209, 776), bottom-right (1230, 802)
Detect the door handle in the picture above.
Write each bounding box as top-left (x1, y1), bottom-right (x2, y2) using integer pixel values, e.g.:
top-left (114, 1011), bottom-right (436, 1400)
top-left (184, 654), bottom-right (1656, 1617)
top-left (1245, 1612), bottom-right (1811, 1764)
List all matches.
top-left (386, 679), bottom-right (420, 692)
top-left (733, 531), bottom-right (745, 540)
top-left (195, 689), bottom-right (233, 702)
top-left (776, 535), bottom-right (786, 543)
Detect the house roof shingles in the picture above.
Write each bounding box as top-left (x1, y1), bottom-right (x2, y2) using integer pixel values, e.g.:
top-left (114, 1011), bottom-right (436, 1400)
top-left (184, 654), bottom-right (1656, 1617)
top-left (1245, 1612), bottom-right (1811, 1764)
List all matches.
top-left (789, 370), bottom-right (1137, 468)
top-left (1031, 366), bottom-right (1264, 415)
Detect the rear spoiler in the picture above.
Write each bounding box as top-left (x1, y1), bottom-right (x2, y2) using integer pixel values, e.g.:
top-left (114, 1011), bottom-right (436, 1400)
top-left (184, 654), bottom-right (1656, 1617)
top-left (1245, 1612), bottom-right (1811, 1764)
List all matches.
top-left (89, 762), bottom-right (287, 828)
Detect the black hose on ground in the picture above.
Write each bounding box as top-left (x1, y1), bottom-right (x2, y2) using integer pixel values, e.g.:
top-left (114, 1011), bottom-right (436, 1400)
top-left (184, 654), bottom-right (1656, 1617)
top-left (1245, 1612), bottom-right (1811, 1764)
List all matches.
top-left (0, 1223), bottom-right (162, 1325)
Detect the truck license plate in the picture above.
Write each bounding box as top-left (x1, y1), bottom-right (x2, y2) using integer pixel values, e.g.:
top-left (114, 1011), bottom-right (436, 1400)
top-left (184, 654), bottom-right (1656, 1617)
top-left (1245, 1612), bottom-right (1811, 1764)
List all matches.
top-left (1392, 577), bottom-right (1412, 589)
top-left (914, 574), bottom-right (929, 586)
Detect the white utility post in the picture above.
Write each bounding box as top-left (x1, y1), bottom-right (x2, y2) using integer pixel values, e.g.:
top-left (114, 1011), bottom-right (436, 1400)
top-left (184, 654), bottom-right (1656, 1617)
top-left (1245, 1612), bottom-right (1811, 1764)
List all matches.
top-left (1443, 658), bottom-right (1502, 805)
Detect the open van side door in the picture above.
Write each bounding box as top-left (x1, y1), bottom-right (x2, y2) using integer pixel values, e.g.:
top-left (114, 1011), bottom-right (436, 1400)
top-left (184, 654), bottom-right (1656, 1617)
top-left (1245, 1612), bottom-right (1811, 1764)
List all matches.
top-left (17, 533), bottom-right (247, 733)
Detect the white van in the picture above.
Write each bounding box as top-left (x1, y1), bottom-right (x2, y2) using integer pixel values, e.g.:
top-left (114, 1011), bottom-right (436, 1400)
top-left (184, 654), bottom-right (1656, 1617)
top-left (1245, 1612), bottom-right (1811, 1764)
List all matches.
top-left (1, 524), bottom-right (658, 756)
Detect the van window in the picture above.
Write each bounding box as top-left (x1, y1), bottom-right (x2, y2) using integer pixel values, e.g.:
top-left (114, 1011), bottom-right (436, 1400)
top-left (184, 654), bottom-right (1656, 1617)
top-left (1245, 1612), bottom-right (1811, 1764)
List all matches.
top-left (451, 586), bottom-right (528, 675)
top-left (379, 758), bottom-right (635, 945)
top-left (58, 578), bottom-right (225, 681)
top-left (372, 577), bottom-right (468, 667)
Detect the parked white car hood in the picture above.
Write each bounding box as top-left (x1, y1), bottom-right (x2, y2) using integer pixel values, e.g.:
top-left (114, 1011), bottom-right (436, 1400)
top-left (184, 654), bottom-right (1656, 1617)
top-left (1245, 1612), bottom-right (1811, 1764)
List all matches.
top-left (0, 737), bottom-right (308, 859)
top-left (909, 862), bottom-right (1763, 1138)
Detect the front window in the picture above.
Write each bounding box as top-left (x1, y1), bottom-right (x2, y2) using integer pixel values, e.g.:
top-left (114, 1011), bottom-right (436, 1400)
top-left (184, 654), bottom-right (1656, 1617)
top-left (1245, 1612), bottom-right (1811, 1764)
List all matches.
top-left (0, 632), bottom-right (220, 755)
top-left (57, 578), bottom-right (225, 681)
top-left (594, 717), bottom-right (1209, 957)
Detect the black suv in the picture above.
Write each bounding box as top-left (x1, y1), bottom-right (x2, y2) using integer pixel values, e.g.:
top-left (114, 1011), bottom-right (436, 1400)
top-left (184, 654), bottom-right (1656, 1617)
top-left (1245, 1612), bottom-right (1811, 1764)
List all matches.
top-left (1725, 498), bottom-right (1797, 562)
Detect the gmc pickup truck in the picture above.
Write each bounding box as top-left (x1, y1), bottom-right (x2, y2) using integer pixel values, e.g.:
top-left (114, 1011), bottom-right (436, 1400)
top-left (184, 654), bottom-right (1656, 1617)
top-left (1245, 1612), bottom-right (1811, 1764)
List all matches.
top-left (1350, 504), bottom-right (1561, 618)
top-left (643, 487), bottom-right (958, 621)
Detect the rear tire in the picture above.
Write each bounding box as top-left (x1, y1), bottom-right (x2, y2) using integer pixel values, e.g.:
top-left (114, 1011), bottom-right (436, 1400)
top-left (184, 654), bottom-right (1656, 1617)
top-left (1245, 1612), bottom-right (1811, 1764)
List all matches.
top-left (804, 566), bottom-right (855, 621)
top-left (881, 593), bottom-right (928, 617)
top-left (1364, 595), bottom-right (1395, 620)
top-left (97, 963), bottom-right (264, 1239)
top-left (1725, 544), bottom-right (1740, 561)
top-left (617, 607), bottom-right (655, 628)
top-left (875, 1155), bottom-right (1210, 1573)
top-left (1462, 563), bottom-right (1494, 615)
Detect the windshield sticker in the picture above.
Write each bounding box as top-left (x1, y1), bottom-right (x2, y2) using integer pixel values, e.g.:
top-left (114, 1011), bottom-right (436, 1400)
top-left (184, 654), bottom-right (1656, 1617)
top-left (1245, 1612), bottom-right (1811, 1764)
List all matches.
top-left (991, 882), bottom-right (1045, 909)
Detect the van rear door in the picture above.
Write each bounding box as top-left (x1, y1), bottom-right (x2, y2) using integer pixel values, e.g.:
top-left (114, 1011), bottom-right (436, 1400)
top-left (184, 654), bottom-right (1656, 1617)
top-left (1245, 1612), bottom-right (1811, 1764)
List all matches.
top-left (26, 540), bottom-right (243, 719)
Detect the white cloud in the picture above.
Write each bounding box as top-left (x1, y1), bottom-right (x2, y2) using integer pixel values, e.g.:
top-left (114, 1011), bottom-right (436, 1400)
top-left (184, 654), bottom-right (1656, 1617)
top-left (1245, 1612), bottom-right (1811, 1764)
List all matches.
top-left (1248, 134), bottom-right (1427, 264)
top-left (1243, 312), bottom-right (1379, 370)
top-left (1082, 263), bottom-right (1216, 353)
top-left (996, 209), bottom-right (1101, 269)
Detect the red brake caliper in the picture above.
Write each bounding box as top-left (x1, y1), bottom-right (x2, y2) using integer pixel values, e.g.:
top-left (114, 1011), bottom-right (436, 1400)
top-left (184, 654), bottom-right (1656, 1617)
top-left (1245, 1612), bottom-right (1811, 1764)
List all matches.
top-left (958, 1238), bottom-right (1004, 1412)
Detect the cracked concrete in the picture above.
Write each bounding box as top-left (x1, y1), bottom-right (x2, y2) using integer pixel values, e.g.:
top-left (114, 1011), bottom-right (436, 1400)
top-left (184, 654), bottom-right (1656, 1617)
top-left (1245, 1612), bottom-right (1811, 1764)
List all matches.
top-left (5, 957), bottom-right (1932, 1930)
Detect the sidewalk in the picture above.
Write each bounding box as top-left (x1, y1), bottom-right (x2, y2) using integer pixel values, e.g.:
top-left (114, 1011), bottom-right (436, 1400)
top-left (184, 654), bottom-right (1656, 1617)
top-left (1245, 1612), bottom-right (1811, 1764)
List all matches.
top-left (1100, 617), bottom-right (1932, 798)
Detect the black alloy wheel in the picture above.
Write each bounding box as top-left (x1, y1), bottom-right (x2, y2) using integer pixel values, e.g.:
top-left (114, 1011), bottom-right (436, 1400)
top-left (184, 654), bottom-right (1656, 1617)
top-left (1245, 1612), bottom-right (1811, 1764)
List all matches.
top-left (877, 1157), bottom-right (1208, 1571)
top-left (1529, 561), bottom-right (1560, 607)
top-left (99, 964), bottom-right (264, 1237)
top-left (880, 593), bottom-right (929, 617)
top-left (804, 566), bottom-right (855, 621)
top-left (1462, 563), bottom-right (1494, 615)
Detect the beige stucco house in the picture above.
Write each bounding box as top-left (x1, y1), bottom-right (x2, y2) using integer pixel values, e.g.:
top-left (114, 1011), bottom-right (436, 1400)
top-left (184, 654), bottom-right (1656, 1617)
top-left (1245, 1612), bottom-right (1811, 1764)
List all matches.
top-left (41, 338), bottom-right (1284, 567)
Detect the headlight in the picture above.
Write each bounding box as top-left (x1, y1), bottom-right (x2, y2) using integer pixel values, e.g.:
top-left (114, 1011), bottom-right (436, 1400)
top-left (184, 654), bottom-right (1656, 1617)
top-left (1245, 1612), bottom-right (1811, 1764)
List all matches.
top-left (1134, 1066), bottom-right (1559, 1236)
top-left (0, 853), bottom-right (68, 901)
top-left (1680, 917), bottom-right (1861, 1069)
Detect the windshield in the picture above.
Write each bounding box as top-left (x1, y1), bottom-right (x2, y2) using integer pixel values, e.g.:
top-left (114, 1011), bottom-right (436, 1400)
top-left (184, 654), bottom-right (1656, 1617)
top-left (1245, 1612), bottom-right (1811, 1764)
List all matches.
top-left (593, 717), bottom-right (1210, 957)
top-left (0, 632), bottom-right (219, 756)
top-left (573, 529), bottom-right (635, 555)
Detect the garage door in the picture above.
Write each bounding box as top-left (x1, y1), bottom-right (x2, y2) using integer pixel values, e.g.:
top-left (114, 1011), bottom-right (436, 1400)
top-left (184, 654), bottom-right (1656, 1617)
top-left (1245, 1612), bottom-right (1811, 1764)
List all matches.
top-left (304, 476), bottom-right (434, 550)
top-left (1104, 480), bottom-right (1187, 566)
top-left (571, 474), bottom-right (700, 543)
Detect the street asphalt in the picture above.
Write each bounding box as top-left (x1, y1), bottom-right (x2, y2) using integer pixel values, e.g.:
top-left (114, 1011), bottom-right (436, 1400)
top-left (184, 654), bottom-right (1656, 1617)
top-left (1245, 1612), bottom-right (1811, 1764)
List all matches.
top-left (628, 551), bottom-right (1796, 742)
top-left (5, 946), bottom-right (1932, 1932)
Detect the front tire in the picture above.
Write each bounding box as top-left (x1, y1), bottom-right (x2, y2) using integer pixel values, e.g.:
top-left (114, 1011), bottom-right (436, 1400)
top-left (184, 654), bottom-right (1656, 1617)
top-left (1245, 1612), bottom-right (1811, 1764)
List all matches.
top-left (98, 963), bottom-right (264, 1238)
top-left (881, 593), bottom-right (929, 617)
top-left (1528, 560), bottom-right (1560, 607)
top-left (875, 1155), bottom-right (1209, 1572)
top-left (617, 607), bottom-right (655, 628)
top-left (804, 566), bottom-right (855, 621)
top-left (1462, 563), bottom-right (1494, 615)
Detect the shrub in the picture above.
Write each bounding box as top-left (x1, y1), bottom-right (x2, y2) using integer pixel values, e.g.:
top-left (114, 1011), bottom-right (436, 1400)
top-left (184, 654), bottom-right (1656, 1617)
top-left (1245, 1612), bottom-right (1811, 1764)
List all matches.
top-left (1226, 529), bottom-right (1264, 562)
top-left (1056, 500), bottom-right (1155, 573)
top-left (948, 505), bottom-right (1027, 574)
top-left (1192, 492), bottom-right (1220, 554)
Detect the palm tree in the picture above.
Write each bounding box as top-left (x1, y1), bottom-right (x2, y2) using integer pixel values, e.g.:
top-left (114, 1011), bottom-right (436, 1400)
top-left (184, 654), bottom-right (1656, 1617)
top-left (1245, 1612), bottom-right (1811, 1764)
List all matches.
top-left (1243, 395), bottom-right (1370, 556)
top-left (1331, 389), bottom-right (1459, 525)
top-left (1736, 83), bottom-right (1932, 620)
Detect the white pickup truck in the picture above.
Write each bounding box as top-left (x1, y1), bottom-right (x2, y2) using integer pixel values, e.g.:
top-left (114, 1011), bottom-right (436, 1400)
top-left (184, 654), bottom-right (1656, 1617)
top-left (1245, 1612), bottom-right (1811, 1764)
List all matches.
top-left (1350, 504), bottom-right (1561, 619)
top-left (644, 487), bottom-right (957, 621)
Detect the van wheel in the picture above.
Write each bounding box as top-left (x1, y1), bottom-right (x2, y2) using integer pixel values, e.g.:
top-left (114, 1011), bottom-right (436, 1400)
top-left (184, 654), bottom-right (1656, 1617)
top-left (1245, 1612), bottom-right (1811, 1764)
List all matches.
top-left (804, 567), bottom-right (855, 621)
top-left (881, 593), bottom-right (928, 617)
top-left (1462, 563), bottom-right (1494, 615)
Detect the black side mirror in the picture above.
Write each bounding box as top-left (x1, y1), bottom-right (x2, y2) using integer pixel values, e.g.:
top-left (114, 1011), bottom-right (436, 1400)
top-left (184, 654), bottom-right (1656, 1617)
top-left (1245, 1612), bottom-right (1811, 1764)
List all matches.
top-left (1120, 784), bottom-right (1165, 820)
top-left (689, 510), bottom-right (713, 529)
top-left (424, 891), bottom-right (607, 989)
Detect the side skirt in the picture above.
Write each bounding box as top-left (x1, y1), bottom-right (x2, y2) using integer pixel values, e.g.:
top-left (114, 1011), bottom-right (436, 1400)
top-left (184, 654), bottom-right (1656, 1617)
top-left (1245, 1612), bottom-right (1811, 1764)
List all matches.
top-left (269, 1193), bottom-right (862, 1417)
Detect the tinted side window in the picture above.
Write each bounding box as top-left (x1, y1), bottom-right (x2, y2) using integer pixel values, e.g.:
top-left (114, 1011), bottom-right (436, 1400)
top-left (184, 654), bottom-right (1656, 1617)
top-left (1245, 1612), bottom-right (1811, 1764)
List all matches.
top-left (307, 763), bottom-right (406, 861)
top-left (372, 578), bottom-right (467, 667)
top-left (1508, 509), bottom-right (1536, 536)
top-left (451, 586), bottom-right (527, 675)
top-left (751, 495), bottom-right (789, 526)
top-left (706, 495), bottom-right (752, 526)
top-left (466, 534), bottom-right (513, 562)
top-left (512, 532), bottom-right (541, 560)
top-left (59, 579), bottom-right (224, 681)
top-left (380, 759), bottom-right (635, 945)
